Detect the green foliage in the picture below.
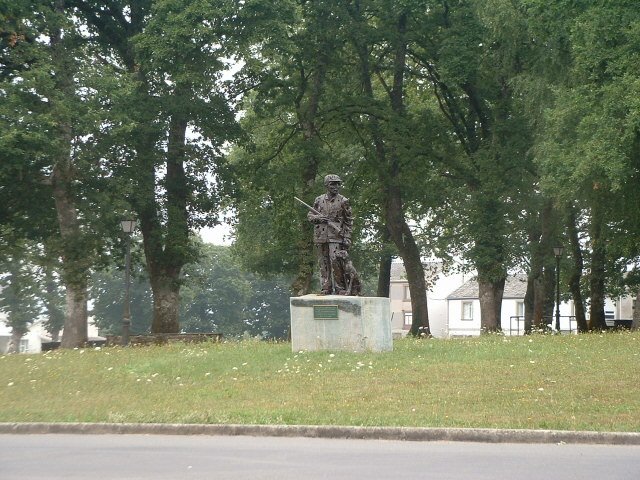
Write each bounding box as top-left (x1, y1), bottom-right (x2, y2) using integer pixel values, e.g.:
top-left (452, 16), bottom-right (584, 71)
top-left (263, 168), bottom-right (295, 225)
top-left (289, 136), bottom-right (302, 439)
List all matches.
top-left (181, 244), bottom-right (292, 338)
top-left (534, 1), bottom-right (640, 296)
top-left (0, 237), bottom-right (44, 335)
top-left (91, 260), bottom-right (154, 336)
top-left (2, 0), bottom-right (640, 339)
top-left (91, 243), bottom-right (291, 339)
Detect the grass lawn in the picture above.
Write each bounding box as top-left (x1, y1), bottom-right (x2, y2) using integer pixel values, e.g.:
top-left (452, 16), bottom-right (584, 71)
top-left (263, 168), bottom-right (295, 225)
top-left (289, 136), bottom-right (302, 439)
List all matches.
top-left (1, 332), bottom-right (639, 431)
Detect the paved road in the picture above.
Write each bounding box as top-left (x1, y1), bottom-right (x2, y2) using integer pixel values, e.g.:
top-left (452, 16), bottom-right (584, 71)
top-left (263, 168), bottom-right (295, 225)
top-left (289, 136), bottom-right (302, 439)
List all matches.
top-left (1, 434), bottom-right (639, 479)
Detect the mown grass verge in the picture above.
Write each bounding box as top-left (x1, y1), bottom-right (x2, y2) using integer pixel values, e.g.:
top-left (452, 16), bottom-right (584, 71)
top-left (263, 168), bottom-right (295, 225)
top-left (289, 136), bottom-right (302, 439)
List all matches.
top-left (1, 332), bottom-right (638, 431)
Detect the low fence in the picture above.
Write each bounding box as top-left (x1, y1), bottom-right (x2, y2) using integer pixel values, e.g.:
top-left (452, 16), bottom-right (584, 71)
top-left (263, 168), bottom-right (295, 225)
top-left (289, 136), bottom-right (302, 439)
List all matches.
top-left (508, 316), bottom-right (577, 335)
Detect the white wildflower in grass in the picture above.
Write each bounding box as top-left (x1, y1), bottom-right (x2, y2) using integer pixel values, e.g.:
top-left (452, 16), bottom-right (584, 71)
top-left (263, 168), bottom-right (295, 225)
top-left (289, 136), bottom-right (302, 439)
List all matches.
top-left (242, 362), bottom-right (248, 366)
top-left (538, 388), bottom-right (544, 391)
top-left (7, 382), bottom-right (14, 387)
top-left (205, 372), bottom-right (211, 376)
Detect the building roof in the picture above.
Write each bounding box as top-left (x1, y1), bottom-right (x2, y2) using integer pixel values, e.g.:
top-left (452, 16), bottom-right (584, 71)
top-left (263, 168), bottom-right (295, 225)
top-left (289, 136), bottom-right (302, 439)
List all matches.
top-left (390, 261), bottom-right (441, 281)
top-left (446, 274), bottom-right (528, 300)
top-left (390, 262), bottom-right (407, 281)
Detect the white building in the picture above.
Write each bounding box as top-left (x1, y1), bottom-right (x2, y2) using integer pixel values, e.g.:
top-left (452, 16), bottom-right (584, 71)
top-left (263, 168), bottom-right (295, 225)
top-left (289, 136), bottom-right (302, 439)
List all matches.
top-left (446, 275), bottom-right (574, 336)
top-left (390, 260), bottom-right (469, 338)
top-left (0, 312), bottom-right (102, 354)
top-left (0, 312), bottom-right (48, 354)
top-left (390, 261), bottom-right (634, 338)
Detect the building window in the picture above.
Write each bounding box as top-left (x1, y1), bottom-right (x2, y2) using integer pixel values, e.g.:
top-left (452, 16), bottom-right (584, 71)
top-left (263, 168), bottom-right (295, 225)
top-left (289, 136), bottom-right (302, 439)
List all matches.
top-left (404, 285), bottom-right (411, 301)
top-left (516, 301), bottom-right (525, 318)
top-left (19, 339), bottom-right (28, 353)
top-left (404, 312), bottom-right (413, 326)
top-left (462, 302), bottom-right (473, 321)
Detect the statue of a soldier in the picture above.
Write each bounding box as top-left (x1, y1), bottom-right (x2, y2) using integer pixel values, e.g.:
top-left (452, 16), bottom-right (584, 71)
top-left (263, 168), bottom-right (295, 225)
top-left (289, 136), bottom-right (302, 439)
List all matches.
top-left (306, 174), bottom-right (361, 295)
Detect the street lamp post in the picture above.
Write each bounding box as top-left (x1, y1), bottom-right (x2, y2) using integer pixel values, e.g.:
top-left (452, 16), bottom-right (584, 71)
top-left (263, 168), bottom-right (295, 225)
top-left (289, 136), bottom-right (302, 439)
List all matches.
top-left (553, 245), bottom-right (564, 333)
top-left (121, 219), bottom-right (137, 346)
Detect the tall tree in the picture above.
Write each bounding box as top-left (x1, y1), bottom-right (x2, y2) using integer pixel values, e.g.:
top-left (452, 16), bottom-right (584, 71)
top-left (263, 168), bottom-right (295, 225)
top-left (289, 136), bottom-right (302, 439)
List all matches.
top-left (232, 0), bottom-right (355, 296)
top-left (72, 0), bottom-right (242, 332)
top-left (343, 0), bottom-right (433, 335)
top-left (1, 0), bottom-right (107, 347)
top-left (0, 239), bottom-right (42, 353)
top-left (407, 0), bottom-right (537, 331)
top-left (534, 1), bottom-right (640, 329)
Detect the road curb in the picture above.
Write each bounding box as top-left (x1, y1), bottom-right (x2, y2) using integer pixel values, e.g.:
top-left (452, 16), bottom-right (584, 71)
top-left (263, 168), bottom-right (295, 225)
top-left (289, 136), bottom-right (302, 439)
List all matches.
top-left (1, 422), bottom-right (639, 445)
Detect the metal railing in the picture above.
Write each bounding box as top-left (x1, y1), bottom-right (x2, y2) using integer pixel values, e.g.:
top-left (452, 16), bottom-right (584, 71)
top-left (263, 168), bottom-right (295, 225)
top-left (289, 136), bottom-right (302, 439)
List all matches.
top-left (508, 316), bottom-right (577, 335)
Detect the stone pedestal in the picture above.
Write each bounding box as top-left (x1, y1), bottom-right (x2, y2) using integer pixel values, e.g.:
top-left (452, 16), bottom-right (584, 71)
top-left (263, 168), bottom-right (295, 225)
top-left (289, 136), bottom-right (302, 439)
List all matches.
top-left (290, 295), bottom-right (392, 352)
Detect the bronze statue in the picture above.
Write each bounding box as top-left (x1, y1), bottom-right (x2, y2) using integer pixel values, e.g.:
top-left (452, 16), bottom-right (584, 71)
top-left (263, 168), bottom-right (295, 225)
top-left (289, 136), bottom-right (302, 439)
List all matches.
top-left (296, 174), bottom-right (361, 295)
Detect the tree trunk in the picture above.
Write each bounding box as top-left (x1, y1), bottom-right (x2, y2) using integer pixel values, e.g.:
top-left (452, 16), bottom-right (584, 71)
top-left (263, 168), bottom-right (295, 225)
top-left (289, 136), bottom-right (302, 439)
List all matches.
top-left (478, 275), bottom-right (506, 332)
top-left (588, 203), bottom-right (607, 330)
top-left (135, 115), bottom-right (188, 333)
top-left (386, 12), bottom-right (429, 334)
top-left (524, 278), bottom-right (534, 333)
top-left (7, 326), bottom-right (27, 354)
top-left (141, 113), bottom-right (189, 334)
top-left (60, 285), bottom-right (88, 347)
top-left (566, 204), bottom-right (588, 332)
top-left (632, 288), bottom-right (640, 330)
top-left (291, 235), bottom-right (315, 296)
top-left (525, 200), bottom-right (553, 333)
top-left (346, 5), bottom-right (429, 331)
top-left (50, 6), bottom-right (89, 348)
top-left (377, 246), bottom-right (393, 297)
top-left (150, 275), bottom-right (180, 333)
top-left (543, 265), bottom-right (555, 328)
top-left (291, 28), bottom-right (328, 296)
top-left (291, 150), bottom-right (320, 296)
top-left (386, 186), bottom-right (430, 335)
top-left (531, 276), bottom-right (546, 330)
top-left (44, 273), bottom-right (64, 342)
top-left (525, 276), bottom-right (545, 333)
top-left (53, 166), bottom-right (89, 348)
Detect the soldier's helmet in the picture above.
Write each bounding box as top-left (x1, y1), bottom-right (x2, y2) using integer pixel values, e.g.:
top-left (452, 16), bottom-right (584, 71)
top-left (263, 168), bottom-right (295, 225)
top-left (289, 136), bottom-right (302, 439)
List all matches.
top-left (324, 174), bottom-right (342, 185)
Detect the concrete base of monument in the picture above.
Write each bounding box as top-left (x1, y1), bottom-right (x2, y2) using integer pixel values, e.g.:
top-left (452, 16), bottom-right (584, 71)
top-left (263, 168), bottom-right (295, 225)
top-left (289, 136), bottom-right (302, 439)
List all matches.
top-left (290, 295), bottom-right (392, 352)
